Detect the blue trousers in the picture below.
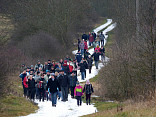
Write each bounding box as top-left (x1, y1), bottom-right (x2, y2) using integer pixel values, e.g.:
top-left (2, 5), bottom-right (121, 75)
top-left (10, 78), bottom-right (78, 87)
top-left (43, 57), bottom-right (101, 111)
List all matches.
top-left (81, 72), bottom-right (85, 80)
top-left (51, 92), bottom-right (57, 105)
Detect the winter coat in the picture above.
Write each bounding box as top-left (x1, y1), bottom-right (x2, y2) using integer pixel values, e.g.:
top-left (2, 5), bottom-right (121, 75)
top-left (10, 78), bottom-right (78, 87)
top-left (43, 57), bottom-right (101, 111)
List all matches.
top-left (48, 63), bottom-right (52, 70)
top-left (79, 42), bottom-right (84, 50)
top-left (100, 48), bottom-right (105, 54)
top-left (23, 76), bottom-right (28, 88)
top-left (92, 41), bottom-right (98, 48)
top-left (89, 35), bottom-right (94, 43)
top-left (82, 34), bottom-right (88, 40)
top-left (84, 51), bottom-right (90, 60)
top-left (92, 32), bottom-right (96, 40)
top-left (76, 53), bottom-right (82, 63)
top-left (36, 78), bottom-right (47, 89)
top-left (99, 34), bottom-right (105, 41)
top-left (44, 74), bottom-right (51, 82)
top-left (83, 61), bottom-right (88, 69)
top-left (84, 41), bottom-right (88, 50)
top-left (47, 78), bottom-right (61, 93)
top-left (74, 85), bottom-right (83, 96)
top-left (83, 84), bottom-right (94, 94)
top-left (34, 75), bottom-right (41, 81)
top-left (35, 64), bottom-right (43, 70)
top-left (69, 64), bottom-right (73, 73)
top-left (79, 62), bottom-right (86, 72)
top-left (95, 47), bottom-right (100, 53)
top-left (87, 58), bottom-right (93, 67)
top-left (92, 52), bottom-right (101, 61)
top-left (43, 65), bottom-right (48, 72)
top-left (58, 74), bottom-right (69, 87)
top-left (19, 73), bottom-right (27, 82)
top-left (62, 64), bottom-right (70, 75)
top-left (69, 75), bottom-right (78, 87)
top-left (28, 78), bottom-right (36, 89)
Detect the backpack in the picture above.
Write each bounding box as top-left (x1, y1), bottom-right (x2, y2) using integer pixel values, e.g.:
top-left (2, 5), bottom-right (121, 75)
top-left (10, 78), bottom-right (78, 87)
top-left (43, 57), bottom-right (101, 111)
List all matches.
top-left (37, 81), bottom-right (43, 88)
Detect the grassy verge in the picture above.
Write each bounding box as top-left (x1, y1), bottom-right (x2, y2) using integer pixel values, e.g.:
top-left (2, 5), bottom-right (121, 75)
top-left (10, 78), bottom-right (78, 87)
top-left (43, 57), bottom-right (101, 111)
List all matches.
top-left (0, 74), bottom-right (38, 117)
top-left (105, 31), bottom-right (115, 57)
top-left (0, 95), bottom-right (38, 117)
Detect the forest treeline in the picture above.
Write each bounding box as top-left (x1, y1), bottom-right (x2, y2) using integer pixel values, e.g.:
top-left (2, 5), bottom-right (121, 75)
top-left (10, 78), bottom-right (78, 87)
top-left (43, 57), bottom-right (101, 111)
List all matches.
top-left (0, 0), bottom-right (155, 101)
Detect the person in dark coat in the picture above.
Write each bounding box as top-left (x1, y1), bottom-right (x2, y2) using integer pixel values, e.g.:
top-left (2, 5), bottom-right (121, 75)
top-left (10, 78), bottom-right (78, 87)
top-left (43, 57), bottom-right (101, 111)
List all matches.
top-left (43, 62), bottom-right (49, 72)
top-left (82, 58), bottom-right (88, 78)
top-left (92, 31), bottom-right (96, 41)
top-left (47, 73), bottom-right (61, 107)
top-left (19, 70), bottom-right (28, 96)
top-left (28, 75), bottom-right (36, 101)
top-left (84, 49), bottom-right (90, 60)
top-left (83, 80), bottom-right (94, 105)
top-left (48, 60), bottom-right (52, 70)
top-left (62, 60), bottom-right (70, 76)
top-left (87, 55), bottom-right (93, 74)
top-left (76, 51), bottom-right (82, 63)
top-left (78, 39), bottom-right (81, 52)
top-left (69, 72), bottom-right (78, 98)
top-left (78, 60), bottom-right (86, 80)
top-left (91, 50), bottom-right (102, 69)
top-left (100, 46), bottom-right (105, 62)
top-left (37, 73), bottom-right (47, 102)
top-left (82, 33), bottom-right (88, 41)
top-left (99, 31), bottom-right (105, 46)
top-left (58, 70), bottom-right (69, 101)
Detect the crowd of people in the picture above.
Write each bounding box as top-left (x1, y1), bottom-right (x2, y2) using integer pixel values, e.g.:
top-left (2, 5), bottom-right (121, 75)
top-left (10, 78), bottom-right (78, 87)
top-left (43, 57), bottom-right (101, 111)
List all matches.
top-left (19, 31), bottom-right (105, 107)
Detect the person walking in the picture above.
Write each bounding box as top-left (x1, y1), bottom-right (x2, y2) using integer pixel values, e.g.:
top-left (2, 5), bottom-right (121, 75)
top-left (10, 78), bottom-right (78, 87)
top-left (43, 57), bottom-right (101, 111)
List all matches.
top-left (83, 80), bottom-right (94, 105)
top-left (91, 50), bottom-right (102, 69)
top-left (100, 46), bottom-right (105, 62)
top-left (69, 72), bottom-right (78, 98)
top-left (58, 70), bottom-right (69, 102)
top-left (76, 51), bottom-right (82, 63)
top-left (99, 31), bottom-right (105, 46)
top-left (37, 73), bottom-right (47, 102)
top-left (87, 55), bottom-right (93, 74)
top-left (79, 40), bottom-right (85, 56)
top-left (47, 73), bottom-right (61, 107)
top-left (74, 82), bottom-right (83, 106)
top-left (78, 60), bottom-right (86, 80)
top-left (28, 75), bottom-right (36, 101)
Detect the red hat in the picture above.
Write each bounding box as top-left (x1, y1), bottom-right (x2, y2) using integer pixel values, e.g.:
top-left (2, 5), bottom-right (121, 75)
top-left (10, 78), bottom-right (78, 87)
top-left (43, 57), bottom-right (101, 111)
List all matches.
top-left (64, 60), bottom-right (67, 64)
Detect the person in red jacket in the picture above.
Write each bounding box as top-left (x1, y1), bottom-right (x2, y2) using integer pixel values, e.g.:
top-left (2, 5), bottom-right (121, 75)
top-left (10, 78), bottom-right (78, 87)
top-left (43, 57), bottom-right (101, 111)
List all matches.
top-left (23, 75), bottom-right (28, 98)
top-left (69, 61), bottom-right (73, 74)
top-left (89, 34), bottom-right (94, 46)
top-left (95, 45), bottom-right (100, 53)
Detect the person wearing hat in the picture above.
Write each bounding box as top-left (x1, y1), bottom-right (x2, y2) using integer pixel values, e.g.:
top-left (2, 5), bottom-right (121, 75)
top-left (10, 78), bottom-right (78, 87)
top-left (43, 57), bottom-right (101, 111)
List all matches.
top-left (35, 60), bottom-right (43, 71)
top-left (76, 51), bottom-right (82, 63)
top-left (69, 72), bottom-right (78, 98)
top-left (47, 73), bottom-right (61, 107)
top-left (74, 81), bottom-right (83, 106)
top-left (48, 60), bottom-right (52, 70)
top-left (83, 80), bottom-right (94, 105)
